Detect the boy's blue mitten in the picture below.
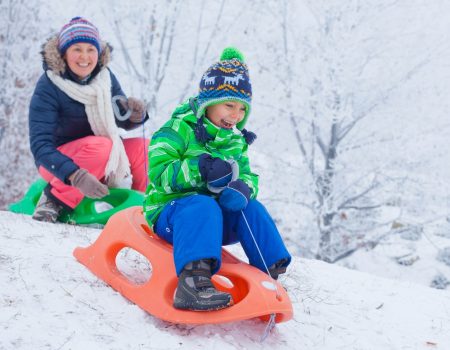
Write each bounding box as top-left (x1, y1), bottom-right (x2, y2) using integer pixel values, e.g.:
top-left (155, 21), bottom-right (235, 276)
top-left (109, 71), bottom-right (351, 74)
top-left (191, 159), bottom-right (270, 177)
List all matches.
top-left (198, 154), bottom-right (233, 188)
top-left (219, 179), bottom-right (251, 212)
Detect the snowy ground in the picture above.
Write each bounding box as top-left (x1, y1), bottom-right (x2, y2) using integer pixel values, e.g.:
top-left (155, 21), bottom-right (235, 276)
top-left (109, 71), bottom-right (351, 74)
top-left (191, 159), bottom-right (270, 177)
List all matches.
top-left (1, 211), bottom-right (449, 350)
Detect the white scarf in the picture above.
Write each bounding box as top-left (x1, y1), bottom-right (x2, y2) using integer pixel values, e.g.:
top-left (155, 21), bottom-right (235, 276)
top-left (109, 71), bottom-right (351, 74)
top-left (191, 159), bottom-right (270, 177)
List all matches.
top-left (47, 68), bottom-right (131, 188)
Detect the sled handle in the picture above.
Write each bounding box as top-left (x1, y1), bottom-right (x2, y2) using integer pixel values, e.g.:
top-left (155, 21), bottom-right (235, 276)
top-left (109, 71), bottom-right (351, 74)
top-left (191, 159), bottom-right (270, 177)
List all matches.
top-left (112, 95), bottom-right (132, 121)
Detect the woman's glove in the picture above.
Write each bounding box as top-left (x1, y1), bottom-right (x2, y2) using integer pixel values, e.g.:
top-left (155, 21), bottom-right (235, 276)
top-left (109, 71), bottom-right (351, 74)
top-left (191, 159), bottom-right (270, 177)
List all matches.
top-left (219, 179), bottom-right (251, 212)
top-left (127, 97), bottom-right (146, 123)
top-left (69, 169), bottom-right (109, 198)
top-left (198, 154), bottom-right (233, 188)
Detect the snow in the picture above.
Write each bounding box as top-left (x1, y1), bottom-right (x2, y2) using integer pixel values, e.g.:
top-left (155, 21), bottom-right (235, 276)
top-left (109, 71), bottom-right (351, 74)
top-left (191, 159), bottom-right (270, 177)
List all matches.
top-left (1, 210), bottom-right (449, 350)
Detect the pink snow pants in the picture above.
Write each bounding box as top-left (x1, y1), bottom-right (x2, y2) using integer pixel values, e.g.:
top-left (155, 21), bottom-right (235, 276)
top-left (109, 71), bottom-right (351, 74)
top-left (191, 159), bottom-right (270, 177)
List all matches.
top-left (38, 136), bottom-right (149, 209)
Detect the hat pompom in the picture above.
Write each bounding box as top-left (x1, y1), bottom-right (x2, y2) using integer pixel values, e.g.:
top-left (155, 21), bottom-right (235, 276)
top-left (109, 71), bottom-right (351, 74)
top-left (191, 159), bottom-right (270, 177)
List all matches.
top-left (220, 47), bottom-right (244, 62)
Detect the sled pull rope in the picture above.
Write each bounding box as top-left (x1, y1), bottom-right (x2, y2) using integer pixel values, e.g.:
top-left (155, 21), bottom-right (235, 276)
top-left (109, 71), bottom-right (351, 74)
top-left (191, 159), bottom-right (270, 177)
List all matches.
top-left (140, 102), bottom-right (150, 192)
top-left (214, 162), bottom-right (280, 299)
top-left (261, 313), bottom-right (276, 342)
top-left (240, 210), bottom-right (279, 342)
top-left (209, 164), bottom-right (281, 340)
top-left (240, 210), bottom-right (281, 299)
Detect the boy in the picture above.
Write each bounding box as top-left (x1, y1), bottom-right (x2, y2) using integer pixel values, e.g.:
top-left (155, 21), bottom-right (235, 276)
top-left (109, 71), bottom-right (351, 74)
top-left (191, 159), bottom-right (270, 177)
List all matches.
top-left (144, 47), bottom-right (291, 311)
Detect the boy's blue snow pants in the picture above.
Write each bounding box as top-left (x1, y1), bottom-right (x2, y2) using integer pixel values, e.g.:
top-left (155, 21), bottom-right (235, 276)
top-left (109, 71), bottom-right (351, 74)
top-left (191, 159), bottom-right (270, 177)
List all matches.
top-left (154, 194), bottom-right (291, 276)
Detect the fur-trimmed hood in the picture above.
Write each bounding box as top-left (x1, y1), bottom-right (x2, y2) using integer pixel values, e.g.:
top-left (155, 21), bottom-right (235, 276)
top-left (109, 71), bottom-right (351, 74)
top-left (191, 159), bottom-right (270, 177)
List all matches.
top-left (40, 36), bottom-right (112, 76)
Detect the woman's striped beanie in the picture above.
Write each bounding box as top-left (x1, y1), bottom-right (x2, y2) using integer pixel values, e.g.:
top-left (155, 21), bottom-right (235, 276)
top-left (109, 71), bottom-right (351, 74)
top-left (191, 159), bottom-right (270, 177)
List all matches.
top-left (58, 17), bottom-right (101, 55)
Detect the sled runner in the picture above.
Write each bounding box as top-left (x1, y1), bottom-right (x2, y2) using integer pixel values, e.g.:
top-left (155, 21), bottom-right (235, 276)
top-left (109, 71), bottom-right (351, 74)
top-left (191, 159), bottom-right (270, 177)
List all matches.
top-left (73, 206), bottom-right (293, 324)
top-left (9, 178), bottom-right (144, 226)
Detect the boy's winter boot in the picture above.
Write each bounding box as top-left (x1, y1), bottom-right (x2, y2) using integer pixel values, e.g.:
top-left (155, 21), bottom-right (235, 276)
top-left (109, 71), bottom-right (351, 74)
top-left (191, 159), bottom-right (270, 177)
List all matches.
top-left (32, 192), bottom-right (63, 223)
top-left (173, 259), bottom-right (232, 311)
top-left (268, 258), bottom-right (289, 280)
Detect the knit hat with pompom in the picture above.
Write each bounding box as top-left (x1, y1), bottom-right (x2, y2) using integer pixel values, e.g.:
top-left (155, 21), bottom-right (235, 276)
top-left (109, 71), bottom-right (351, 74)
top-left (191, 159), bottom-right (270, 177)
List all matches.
top-left (195, 47), bottom-right (256, 144)
top-left (197, 47), bottom-right (252, 131)
top-left (58, 17), bottom-right (101, 55)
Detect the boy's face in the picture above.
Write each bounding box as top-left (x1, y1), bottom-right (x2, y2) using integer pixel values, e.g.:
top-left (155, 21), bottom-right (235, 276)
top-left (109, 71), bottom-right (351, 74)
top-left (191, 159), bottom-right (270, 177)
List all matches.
top-left (205, 101), bottom-right (246, 129)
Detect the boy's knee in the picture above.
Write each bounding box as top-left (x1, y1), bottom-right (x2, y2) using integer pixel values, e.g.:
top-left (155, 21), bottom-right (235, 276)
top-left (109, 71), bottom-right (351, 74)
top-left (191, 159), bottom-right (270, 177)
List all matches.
top-left (245, 199), bottom-right (264, 212)
top-left (179, 195), bottom-right (221, 218)
top-left (189, 194), bottom-right (220, 210)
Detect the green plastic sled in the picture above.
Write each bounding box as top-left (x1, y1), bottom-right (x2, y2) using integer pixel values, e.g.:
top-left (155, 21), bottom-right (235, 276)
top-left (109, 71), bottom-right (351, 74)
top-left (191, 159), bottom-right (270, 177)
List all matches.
top-left (9, 178), bottom-right (144, 226)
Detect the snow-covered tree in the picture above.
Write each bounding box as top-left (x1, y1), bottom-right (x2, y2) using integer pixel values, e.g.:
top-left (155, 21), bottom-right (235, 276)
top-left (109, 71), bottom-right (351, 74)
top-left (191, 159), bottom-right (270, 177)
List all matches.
top-left (0, 0), bottom-right (44, 207)
top-left (104, 0), bottom-right (249, 130)
top-left (104, 0), bottom-right (182, 125)
top-left (256, 0), bottom-right (440, 262)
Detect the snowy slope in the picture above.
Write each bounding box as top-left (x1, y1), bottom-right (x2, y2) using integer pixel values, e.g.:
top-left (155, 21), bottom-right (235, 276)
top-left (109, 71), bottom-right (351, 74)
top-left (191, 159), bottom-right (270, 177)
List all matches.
top-left (1, 211), bottom-right (449, 350)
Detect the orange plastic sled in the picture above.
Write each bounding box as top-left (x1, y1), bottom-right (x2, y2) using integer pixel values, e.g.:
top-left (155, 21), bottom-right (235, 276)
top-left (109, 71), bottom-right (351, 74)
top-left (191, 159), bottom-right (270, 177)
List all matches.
top-left (73, 206), bottom-right (293, 325)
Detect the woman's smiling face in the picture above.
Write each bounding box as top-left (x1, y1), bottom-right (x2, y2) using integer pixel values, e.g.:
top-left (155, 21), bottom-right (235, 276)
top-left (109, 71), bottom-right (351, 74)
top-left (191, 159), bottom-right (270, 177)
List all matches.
top-left (64, 43), bottom-right (99, 79)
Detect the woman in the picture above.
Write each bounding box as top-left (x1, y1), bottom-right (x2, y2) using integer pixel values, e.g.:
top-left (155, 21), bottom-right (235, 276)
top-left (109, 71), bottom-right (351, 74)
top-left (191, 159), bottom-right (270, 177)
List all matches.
top-left (29, 17), bottom-right (149, 223)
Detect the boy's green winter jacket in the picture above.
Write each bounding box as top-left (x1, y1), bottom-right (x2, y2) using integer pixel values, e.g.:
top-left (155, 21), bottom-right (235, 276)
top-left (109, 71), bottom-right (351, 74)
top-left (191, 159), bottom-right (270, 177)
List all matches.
top-left (144, 100), bottom-right (259, 226)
